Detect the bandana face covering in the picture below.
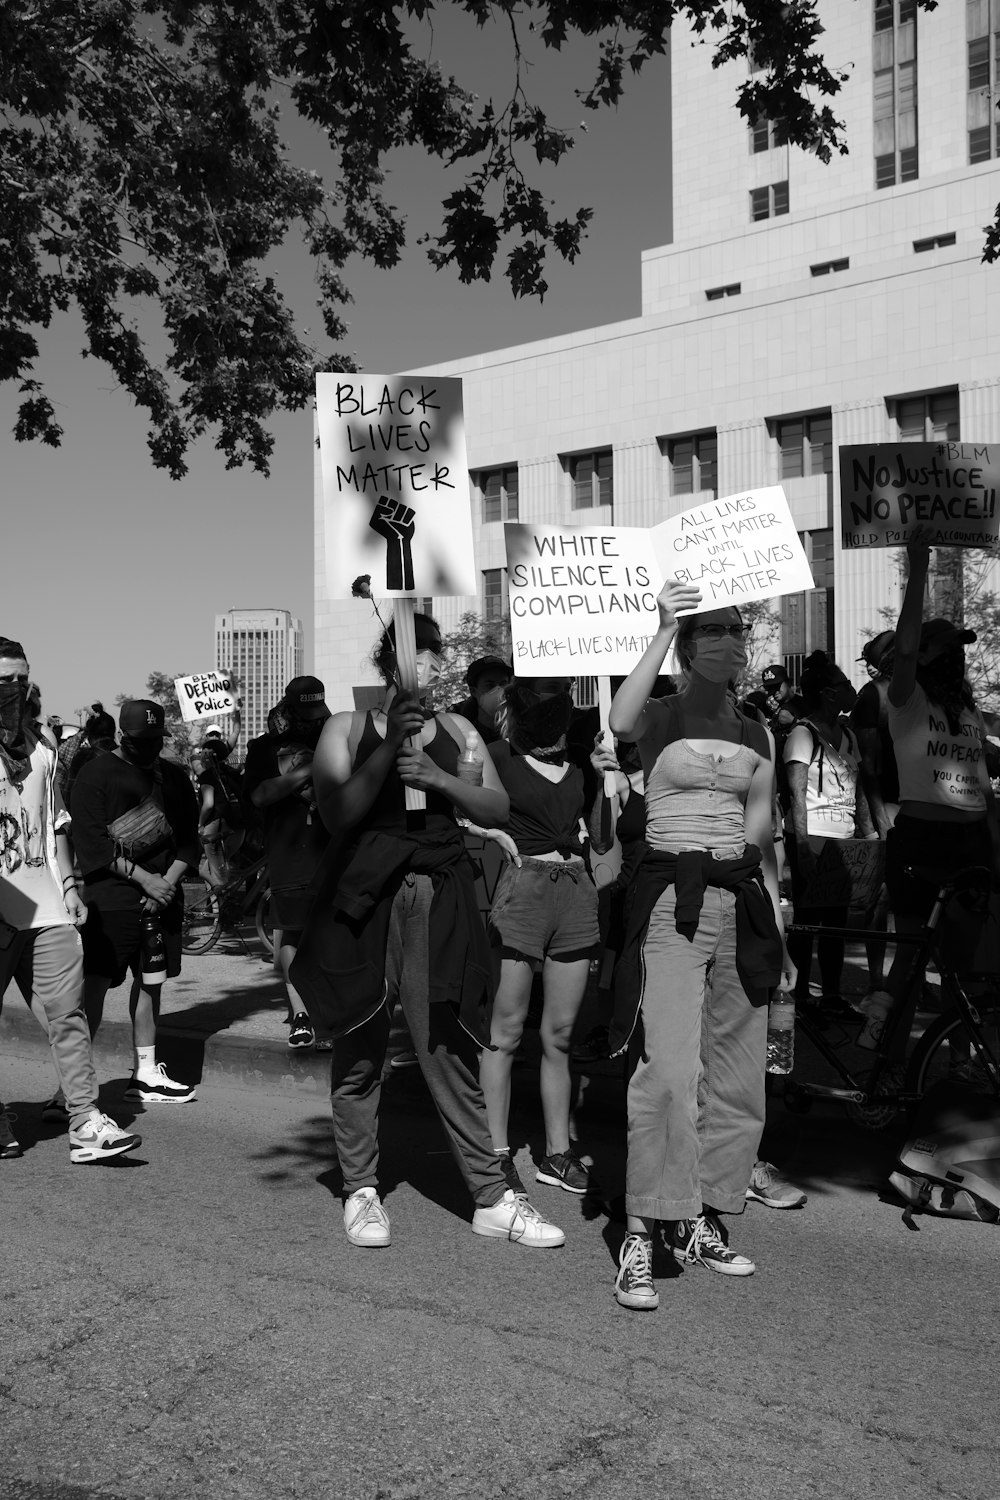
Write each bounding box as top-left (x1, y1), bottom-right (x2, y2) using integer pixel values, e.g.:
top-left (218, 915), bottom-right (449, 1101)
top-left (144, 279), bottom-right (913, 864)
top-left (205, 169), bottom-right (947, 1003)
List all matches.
top-left (689, 637), bottom-right (747, 685)
top-left (416, 650), bottom-right (443, 691)
top-left (507, 685), bottom-right (574, 757)
top-left (0, 681), bottom-right (31, 786)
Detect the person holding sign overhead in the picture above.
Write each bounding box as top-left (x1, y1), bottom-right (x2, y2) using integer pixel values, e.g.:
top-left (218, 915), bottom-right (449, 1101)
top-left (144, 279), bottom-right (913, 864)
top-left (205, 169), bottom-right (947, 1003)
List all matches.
top-left (293, 612), bottom-right (565, 1252)
top-left (879, 537), bottom-right (997, 1057)
top-left (607, 581), bottom-right (793, 1310)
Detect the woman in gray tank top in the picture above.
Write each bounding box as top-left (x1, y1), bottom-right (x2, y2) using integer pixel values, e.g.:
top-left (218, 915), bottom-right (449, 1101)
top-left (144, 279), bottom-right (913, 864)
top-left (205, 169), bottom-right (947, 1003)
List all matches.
top-left (607, 579), bottom-right (795, 1310)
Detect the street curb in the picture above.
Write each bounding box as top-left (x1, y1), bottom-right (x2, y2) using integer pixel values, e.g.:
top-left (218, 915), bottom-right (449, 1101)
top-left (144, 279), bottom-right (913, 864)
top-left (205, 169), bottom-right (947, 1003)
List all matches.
top-left (0, 1005), bottom-right (628, 1125)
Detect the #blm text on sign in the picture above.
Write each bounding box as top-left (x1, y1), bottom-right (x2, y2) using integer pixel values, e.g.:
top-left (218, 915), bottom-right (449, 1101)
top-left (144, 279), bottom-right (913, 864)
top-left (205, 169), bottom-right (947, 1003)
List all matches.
top-left (839, 442), bottom-right (1000, 551)
top-left (316, 373), bottom-right (477, 600)
top-left (175, 672), bottom-right (237, 724)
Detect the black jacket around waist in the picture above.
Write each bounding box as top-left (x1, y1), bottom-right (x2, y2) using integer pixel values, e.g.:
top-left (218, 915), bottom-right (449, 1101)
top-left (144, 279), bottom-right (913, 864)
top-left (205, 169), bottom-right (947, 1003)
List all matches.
top-left (289, 827), bottom-right (493, 1045)
top-left (608, 844), bottom-right (784, 1057)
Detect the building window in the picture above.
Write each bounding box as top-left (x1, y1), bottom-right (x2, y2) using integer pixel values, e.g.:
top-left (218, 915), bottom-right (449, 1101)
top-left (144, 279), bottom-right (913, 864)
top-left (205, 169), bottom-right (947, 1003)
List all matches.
top-left (893, 389), bottom-right (960, 442)
top-left (810, 258), bottom-right (850, 276)
top-left (750, 181), bottom-right (789, 221)
top-left (775, 413), bottom-right (832, 479)
top-left (749, 116), bottom-right (785, 153)
top-left (780, 529), bottom-right (835, 666)
top-left (967, 0), bottom-right (1000, 162)
top-left (666, 432), bottom-right (718, 497)
top-left (913, 232), bottom-right (957, 251)
top-left (566, 449), bottom-right (613, 510)
top-left (874, 0), bottom-right (919, 188)
top-left (705, 282), bottom-right (741, 300)
top-left (416, 596), bottom-right (433, 616)
top-left (478, 465), bottom-right (519, 524)
top-left (482, 569), bottom-right (507, 625)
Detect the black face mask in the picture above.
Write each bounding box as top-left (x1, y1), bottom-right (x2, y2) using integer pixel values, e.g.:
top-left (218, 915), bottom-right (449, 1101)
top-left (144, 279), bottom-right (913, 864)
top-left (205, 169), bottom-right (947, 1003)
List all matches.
top-left (281, 717), bottom-right (325, 749)
top-left (507, 686), bottom-right (574, 755)
top-left (0, 681), bottom-right (28, 747)
top-left (0, 681), bottom-right (31, 786)
top-left (120, 736), bottom-right (162, 769)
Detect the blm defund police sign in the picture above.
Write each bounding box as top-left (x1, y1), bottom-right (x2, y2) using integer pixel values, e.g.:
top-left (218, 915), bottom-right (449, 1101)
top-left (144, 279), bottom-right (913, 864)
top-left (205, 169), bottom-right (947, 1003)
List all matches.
top-left (839, 442), bottom-right (1000, 551)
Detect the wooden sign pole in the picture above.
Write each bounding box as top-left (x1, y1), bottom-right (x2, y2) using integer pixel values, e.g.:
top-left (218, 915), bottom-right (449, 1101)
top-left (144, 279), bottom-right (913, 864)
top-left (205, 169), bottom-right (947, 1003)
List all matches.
top-left (597, 676), bottom-right (618, 799)
top-left (392, 596), bottom-right (426, 830)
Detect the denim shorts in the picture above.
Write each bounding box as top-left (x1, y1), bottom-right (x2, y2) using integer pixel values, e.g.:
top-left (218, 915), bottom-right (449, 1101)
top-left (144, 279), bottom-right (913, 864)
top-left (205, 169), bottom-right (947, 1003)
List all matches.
top-left (489, 857), bottom-right (600, 962)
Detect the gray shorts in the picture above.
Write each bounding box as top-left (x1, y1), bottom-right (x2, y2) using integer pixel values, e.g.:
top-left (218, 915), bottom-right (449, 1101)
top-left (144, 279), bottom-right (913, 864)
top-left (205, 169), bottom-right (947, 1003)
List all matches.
top-left (489, 858), bottom-right (600, 963)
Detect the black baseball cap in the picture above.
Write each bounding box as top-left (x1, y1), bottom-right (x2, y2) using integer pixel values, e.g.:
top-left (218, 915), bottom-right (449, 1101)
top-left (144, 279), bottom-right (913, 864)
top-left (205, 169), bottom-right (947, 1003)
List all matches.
top-left (284, 675), bottom-right (329, 721)
top-left (858, 630), bottom-right (896, 668)
top-left (760, 664), bottom-right (789, 689)
top-left (466, 655), bottom-right (512, 690)
top-left (119, 700), bottom-right (170, 739)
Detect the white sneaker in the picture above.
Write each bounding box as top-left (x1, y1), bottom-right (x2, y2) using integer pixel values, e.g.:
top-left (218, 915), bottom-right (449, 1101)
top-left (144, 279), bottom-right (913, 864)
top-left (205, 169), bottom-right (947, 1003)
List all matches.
top-left (69, 1111), bottom-right (142, 1165)
top-left (344, 1187), bottom-right (391, 1247)
top-left (471, 1189), bottom-right (566, 1248)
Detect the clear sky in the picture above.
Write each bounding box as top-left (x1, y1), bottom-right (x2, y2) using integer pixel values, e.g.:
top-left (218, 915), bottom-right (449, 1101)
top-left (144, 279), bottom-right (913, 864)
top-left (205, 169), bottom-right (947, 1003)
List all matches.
top-left (2, 16), bottom-right (671, 725)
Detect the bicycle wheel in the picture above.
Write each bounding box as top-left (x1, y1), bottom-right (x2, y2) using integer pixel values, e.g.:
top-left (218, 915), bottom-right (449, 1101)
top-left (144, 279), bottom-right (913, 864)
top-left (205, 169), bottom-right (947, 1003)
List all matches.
top-left (254, 886), bottom-right (275, 956)
top-left (181, 877), bottom-right (222, 955)
top-left (906, 999), bottom-right (1000, 1101)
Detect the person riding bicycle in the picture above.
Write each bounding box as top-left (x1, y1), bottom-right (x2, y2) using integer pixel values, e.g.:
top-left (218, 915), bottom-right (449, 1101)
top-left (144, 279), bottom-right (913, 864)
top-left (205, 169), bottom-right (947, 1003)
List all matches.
top-left (881, 537), bottom-right (998, 1058)
top-left (193, 712), bottom-right (244, 888)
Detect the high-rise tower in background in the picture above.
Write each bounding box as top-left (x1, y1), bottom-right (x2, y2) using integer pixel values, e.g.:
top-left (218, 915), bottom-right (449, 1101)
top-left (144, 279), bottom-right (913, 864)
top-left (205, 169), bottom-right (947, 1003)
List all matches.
top-left (215, 608), bottom-right (303, 749)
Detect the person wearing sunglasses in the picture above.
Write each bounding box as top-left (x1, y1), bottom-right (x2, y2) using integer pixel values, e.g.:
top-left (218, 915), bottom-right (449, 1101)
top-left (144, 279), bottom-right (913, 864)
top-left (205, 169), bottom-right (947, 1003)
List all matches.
top-left (606, 583), bottom-right (794, 1310)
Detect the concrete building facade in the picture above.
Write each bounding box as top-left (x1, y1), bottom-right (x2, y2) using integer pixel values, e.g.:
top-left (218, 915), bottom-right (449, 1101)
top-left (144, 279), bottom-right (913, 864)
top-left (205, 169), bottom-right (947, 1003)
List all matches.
top-left (214, 607), bottom-right (304, 748)
top-left (316, 0), bottom-right (1000, 709)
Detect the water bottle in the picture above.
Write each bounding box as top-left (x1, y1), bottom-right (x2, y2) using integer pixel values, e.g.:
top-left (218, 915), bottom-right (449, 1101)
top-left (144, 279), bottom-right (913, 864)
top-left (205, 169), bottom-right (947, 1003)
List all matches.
top-left (139, 912), bottom-right (167, 988)
top-left (857, 990), bottom-right (893, 1051)
top-left (456, 731), bottom-right (484, 786)
top-left (766, 990), bottom-right (796, 1075)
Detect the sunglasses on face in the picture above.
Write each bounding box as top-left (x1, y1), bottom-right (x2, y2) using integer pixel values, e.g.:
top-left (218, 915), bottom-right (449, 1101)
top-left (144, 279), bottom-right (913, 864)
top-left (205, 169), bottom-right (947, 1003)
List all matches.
top-left (691, 624), bottom-right (750, 641)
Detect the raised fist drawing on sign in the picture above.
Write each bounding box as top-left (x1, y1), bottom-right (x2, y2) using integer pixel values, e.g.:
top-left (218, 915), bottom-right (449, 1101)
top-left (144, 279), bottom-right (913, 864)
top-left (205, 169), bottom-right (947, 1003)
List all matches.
top-left (370, 495), bottom-right (416, 591)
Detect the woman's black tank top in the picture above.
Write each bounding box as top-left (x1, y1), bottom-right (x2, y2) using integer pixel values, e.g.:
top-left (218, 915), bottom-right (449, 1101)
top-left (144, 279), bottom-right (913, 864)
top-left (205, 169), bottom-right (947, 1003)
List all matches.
top-left (354, 712), bottom-right (461, 834)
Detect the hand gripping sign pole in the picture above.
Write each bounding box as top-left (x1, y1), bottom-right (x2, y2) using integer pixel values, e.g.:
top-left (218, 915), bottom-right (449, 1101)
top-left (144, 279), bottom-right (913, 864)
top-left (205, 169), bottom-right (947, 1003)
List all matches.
top-left (391, 596), bottom-right (426, 831)
top-left (596, 676), bottom-right (618, 800)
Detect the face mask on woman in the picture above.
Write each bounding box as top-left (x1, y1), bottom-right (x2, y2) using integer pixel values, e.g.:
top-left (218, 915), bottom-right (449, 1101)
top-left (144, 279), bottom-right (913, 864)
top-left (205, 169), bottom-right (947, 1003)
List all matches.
top-left (689, 636), bottom-right (747, 685)
top-left (416, 650), bottom-right (443, 691)
top-left (506, 684), bottom-right (575, 752)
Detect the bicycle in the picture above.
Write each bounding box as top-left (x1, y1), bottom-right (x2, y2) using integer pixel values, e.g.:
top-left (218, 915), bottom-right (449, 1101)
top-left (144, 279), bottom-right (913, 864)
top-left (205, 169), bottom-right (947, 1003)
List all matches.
top-left (780, 863), bottom-right (1000, 1130)
top-left (181, 851), bottom-right (274, 957)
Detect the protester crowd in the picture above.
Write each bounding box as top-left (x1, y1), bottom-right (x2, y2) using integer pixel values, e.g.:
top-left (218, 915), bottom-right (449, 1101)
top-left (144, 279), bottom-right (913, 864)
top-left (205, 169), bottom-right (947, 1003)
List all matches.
top-left (2, 538), bottom-right (997, 1308)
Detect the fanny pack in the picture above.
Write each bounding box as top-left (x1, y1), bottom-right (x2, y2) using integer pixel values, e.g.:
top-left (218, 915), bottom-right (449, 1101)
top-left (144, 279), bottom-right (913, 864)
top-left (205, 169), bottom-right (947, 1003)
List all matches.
top-left (107, 767), bottom-right (172, 863)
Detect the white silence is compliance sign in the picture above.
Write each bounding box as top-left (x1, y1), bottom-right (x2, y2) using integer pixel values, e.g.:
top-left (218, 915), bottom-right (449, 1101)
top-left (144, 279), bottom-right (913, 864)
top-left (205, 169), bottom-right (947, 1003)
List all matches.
top-left (506, 487), bottom-right (814, 675)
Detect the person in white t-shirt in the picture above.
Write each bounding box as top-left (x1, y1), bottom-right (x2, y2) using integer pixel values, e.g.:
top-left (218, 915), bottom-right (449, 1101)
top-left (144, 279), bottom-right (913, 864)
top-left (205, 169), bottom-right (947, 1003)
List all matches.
top-left (881, 542), bottom-right (997, 1058)
top-left (784, 649), bottom-right (873, 1017)
top-left (0, 638), bottom-right (141, 1165)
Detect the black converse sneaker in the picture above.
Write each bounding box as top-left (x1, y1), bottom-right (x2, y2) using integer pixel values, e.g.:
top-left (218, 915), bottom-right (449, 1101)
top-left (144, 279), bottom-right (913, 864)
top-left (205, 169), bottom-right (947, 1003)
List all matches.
top-left (614, 1233), bottom-right (659, 1310)
top-left (671, 1213), bottom-right (755, 1276)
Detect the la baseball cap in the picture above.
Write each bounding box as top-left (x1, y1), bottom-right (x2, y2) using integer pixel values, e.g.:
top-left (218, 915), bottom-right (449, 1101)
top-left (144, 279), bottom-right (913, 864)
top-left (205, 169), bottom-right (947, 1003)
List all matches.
top-left (119, 700), bottom-right (170, 739)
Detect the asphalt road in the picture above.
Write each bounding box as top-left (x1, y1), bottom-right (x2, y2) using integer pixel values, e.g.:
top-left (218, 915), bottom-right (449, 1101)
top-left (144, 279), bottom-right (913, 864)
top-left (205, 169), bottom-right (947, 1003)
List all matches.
top-left (1, 1040), bottom-right (997, 1500)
